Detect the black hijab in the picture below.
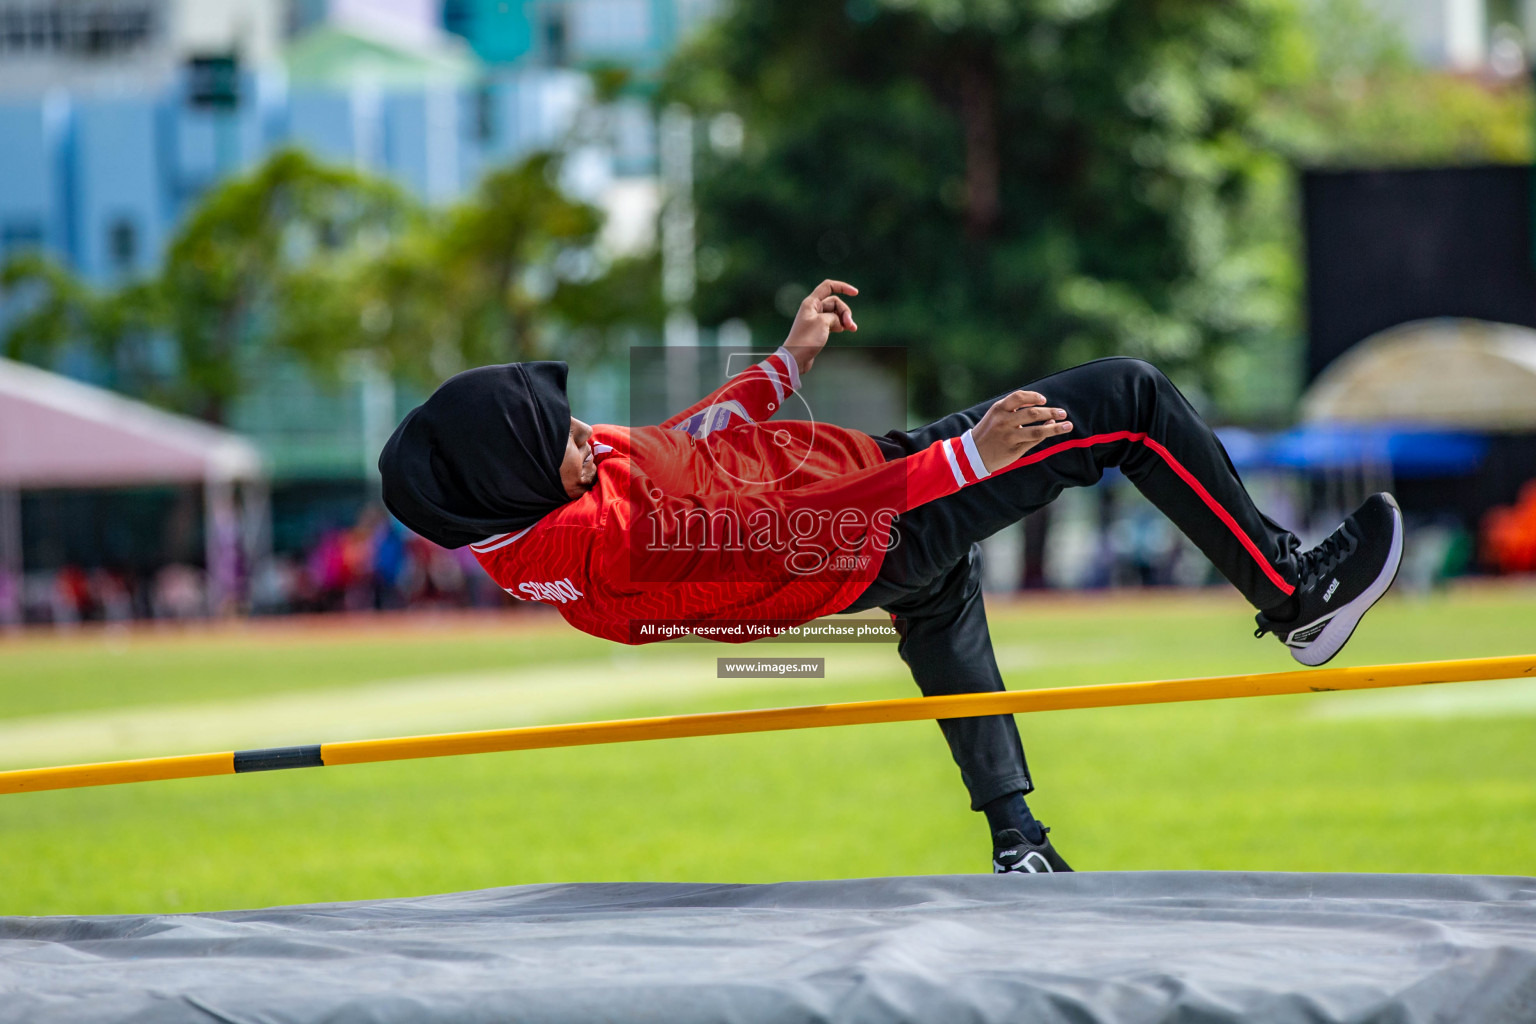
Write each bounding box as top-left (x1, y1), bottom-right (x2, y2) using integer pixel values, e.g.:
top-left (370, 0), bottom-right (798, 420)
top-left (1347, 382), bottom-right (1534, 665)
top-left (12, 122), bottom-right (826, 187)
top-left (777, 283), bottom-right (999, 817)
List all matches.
top-left (378, 361), bottom-right (572, 549)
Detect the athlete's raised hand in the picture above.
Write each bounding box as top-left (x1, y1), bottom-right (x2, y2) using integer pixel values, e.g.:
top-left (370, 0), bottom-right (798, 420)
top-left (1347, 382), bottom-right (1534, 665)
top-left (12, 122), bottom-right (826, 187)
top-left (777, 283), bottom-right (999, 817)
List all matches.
top-left (971, 390), bottom-right (1073, 473)
top-left (782, 280), bottom-right (858, 375)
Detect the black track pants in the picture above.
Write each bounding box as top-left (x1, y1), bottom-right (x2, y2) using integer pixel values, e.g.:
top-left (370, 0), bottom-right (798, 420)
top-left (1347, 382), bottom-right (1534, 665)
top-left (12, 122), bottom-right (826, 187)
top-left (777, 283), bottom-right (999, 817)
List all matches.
top-left (842, 357), bottom-right (1302, 809)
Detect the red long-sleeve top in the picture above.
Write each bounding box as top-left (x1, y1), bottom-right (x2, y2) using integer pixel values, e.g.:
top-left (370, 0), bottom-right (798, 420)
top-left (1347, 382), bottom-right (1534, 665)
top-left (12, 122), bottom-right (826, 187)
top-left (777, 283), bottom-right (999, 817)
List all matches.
top-left (472, 349), bottom-right (1000, 644)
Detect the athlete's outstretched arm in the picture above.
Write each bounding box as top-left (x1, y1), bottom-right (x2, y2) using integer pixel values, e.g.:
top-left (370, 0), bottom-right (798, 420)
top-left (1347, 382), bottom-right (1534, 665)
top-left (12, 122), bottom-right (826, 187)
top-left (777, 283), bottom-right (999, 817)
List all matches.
top-left (661, 281), bottom-right (858, 435)
top-left (780, 279), bottom-right (858, 376)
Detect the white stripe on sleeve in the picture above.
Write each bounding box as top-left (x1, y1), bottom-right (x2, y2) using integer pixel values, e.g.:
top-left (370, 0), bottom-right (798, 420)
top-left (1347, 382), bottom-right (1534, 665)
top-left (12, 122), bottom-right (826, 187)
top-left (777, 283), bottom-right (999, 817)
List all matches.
top-left (960, 429), bottom-right (991, 480)
top-left (757, 356), bottom-right (786, 403)
top-left (773, 346), bottom-right (802, 391)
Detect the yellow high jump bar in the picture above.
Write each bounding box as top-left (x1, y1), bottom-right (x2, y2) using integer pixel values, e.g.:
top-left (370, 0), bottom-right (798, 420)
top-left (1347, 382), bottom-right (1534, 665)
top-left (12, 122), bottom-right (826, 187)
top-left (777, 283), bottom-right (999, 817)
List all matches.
top-left (2, 653), bottom-right (1533, 797)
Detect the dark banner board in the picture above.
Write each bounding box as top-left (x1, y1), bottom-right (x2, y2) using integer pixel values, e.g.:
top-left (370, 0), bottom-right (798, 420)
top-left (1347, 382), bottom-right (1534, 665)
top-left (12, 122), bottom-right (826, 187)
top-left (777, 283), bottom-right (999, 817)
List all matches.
top-left (1302, 165), bottom-right (1536, 382)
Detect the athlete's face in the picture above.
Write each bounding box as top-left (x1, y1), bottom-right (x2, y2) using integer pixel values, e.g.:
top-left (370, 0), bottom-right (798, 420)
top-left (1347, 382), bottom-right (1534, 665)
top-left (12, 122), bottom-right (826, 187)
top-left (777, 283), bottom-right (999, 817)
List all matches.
top-left (560, 417), bottom-right (597, 499)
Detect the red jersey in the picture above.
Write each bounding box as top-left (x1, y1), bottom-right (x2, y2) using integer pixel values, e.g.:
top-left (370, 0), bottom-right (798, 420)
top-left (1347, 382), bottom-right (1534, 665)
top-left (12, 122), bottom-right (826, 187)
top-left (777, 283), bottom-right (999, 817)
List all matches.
top-left (472, 349), bottom-right (1001, 644)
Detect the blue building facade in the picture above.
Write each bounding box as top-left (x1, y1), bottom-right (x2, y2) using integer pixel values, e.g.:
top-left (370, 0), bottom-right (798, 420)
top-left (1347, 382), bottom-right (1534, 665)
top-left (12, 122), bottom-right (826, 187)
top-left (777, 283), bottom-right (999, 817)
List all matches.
top-left (0, 99), bottom-right (69, 263)
top-left (0, 64), bottom-right (604, 287)
top-left (0, 0), bottom-right (714, 286)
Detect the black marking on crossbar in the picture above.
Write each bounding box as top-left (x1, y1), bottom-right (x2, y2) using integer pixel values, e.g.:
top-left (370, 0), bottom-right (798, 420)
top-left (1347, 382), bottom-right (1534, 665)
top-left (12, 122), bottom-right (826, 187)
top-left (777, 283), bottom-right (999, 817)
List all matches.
top-left (233, 745), bottom-right (324, 773)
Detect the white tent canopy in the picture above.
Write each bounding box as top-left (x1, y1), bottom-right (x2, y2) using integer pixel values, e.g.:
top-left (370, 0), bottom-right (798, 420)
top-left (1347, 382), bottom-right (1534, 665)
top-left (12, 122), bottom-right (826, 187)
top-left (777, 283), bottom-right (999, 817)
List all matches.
top-left (0, 358), bottom-right (267, 621)
top-left (0, 356), bottom-right (261, 489)
top-left (1302, 319), bottom-right (1536, 431)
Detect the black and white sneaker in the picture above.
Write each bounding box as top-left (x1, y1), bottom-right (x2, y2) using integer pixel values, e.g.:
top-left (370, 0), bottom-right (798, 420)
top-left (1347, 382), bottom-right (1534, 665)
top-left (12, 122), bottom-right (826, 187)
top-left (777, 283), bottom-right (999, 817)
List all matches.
top-left (1255, 493), bottom-right (1404, 667)
top-left (992, 827), bottom-right (1073, 874)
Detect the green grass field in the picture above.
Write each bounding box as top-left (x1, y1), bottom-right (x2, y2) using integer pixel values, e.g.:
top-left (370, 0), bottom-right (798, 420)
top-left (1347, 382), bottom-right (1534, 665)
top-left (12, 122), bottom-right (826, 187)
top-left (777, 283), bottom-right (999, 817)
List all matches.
top-left (2, 585), bottom-right (1534, 917)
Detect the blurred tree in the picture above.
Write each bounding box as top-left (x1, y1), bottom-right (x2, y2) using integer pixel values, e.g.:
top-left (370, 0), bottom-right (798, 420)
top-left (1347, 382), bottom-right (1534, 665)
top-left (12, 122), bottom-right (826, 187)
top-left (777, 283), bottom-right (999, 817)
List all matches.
top-left (368, 154), bottom-right (604, 374)
top-left (0, 254), bottom-right (97, 367)
top-left (665, 0), bottom-right (1301, 418)
top-left (2, 150), bottom-right (419, 421)
top-left (310, 152), bottom-right (663, 385)
top-left (1, 147), bottom-right (662, 421)
top-left (1260, 0), bottom-right (1532, 167)
top-left (158, 149), bottom-right (417, 422)
top-left (0, 254), bottom-right (167, 400)
top-left (665, 0), bottom-right (1533, 421)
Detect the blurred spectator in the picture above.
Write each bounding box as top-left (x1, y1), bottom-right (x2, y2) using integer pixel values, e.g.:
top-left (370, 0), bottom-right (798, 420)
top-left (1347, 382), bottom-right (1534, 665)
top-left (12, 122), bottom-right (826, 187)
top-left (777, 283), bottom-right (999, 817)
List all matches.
top-left (238, 503), bottom-right (510, 617)
top-left (9, 501), bottom-right (521, 623)
top-left (91, 569), bottom-right (134, 623)
top-left (1401, 520), bottom-right (1473, 591)
top-left (1482, 481), bottom-right (1536, 574)
top-left (0, 568), bottom-right (17, 627)
top-left (308, 530), bottom-right (349, 612)
top-left (152, 565), bottom-right (206, 619)
top-left (414, 536), bottom-right (470, 607)
top-left (250, 556), bottom-right (305, 616)
top-left (371, 513), bottom-right (408, 610)
top-left (1108, 508), bottom-right (1178, 587)
top-left (55, 566), bottom-right (92, 624)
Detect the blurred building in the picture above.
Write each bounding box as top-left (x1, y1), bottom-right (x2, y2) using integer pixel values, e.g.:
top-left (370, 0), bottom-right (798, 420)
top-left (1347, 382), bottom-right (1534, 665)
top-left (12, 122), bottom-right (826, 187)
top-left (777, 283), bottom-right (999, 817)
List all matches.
top-left (0, 1), bottom-right (286, 280)
top-left (1363, 0), bottom-right (1536, 71)
top-left (0, 0), bottom-right (713, 596)
top-left (441, 0), bottom-right (715, 72)
top-left (1368, 0), bottom-right (1487, 68)
top-left (0, 1), bottom-right (663, 282)
top-left (0, 0), bottom-right (285, 96)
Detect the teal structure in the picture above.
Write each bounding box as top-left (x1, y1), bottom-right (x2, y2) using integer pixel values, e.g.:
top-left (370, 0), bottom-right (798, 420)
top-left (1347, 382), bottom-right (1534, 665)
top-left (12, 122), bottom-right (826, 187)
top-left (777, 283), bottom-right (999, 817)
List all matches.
top-left (443, 0), bottom-right (698, 73)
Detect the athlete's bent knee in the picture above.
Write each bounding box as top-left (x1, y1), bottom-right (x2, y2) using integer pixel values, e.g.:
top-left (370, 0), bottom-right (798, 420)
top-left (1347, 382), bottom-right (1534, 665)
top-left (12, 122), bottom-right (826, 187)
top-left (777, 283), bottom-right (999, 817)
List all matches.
top-left (1097, 357), bottom-right (1173, 397)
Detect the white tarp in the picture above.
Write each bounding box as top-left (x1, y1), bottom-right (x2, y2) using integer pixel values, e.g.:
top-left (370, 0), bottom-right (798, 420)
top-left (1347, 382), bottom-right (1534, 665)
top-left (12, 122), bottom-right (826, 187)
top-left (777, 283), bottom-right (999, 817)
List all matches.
top-left (1302, 318), bottom-right (1536, 431)
top-left (3, 872), bottom-right (1534, 1023)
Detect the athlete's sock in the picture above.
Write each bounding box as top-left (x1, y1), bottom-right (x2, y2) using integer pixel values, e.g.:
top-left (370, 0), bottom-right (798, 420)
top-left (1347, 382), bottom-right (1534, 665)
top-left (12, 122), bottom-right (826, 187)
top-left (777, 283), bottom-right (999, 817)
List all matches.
top-left (983, 791), bottom-right (1044, 844)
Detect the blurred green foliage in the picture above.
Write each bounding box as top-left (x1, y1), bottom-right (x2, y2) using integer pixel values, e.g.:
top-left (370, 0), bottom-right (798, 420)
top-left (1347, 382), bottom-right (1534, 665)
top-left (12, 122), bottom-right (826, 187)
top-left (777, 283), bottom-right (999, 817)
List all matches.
top-left (0, 149), bottom-right (661, 423)
top-left (0, 254), bottom-right (100, 368)
top-left (663, 0), bottom-right (1304, 417)
top-left (163, 151), bottom-right (414, 421)
top-left (1264, 0), bottom-right (1532, 167)
top-left (663, 0), bottom-right (1532, 419)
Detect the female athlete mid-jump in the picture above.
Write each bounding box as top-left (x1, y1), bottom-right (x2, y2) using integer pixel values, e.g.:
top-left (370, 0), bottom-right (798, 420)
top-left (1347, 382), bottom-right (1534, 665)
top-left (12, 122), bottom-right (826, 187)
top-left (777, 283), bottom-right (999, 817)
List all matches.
top-left (379, 280), bottom-right (1403, 874)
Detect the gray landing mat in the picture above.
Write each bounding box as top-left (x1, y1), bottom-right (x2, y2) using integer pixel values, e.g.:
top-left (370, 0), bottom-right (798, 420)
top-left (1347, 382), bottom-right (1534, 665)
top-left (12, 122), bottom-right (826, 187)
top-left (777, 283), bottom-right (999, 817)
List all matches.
top-left (4, 872), bottom-right (1536, 1024)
